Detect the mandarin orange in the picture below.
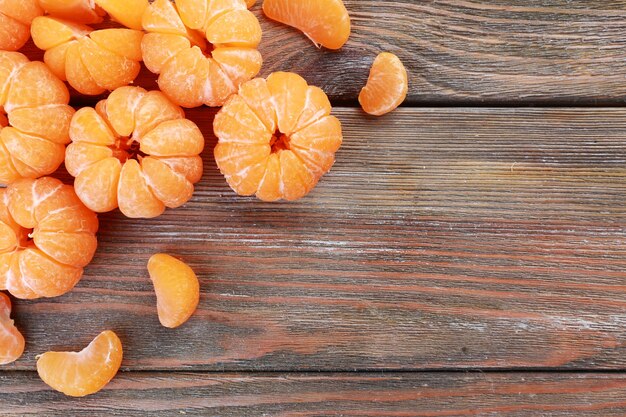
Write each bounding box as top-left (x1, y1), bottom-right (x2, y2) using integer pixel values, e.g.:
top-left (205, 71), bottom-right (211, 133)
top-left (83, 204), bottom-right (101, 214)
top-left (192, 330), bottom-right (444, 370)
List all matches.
top-left (0, 51), bottom-right (74, 185)
top-left (0, 0), bottom-right (43, 51)
top-left (37, 330), bottom-right (122, 397)
top-left (359, 52), bottom-right (408, 116)
top-left (0, 292), bottom-right (25, 365)
top-left (263, 0), bottom-right (350, 50)
top-left (147, 253), bottom-right (199, 328)
top-left (141, 0), bottom-right (262, 108)
top-left (0, 178), bottom-right (98, 299)
top-left (31, 16), bottom-right (143, 95)
top-left (65, 86), bottom-right (204, 217)
top-left (214, 72), bottom-right (342, 201)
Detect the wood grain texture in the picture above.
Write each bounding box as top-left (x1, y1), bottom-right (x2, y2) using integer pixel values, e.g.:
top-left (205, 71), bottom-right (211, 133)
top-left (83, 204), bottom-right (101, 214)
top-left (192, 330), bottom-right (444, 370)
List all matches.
top-left (2, 108), bottom-right (625, 371)
top-left (18, 0), bottom-right (626, 105)
top-left (2, 372), bottom-right (626, 416)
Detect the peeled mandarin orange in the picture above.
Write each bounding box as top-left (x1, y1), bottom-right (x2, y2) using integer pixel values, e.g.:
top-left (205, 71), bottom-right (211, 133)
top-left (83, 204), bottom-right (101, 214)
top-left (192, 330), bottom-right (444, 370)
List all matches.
top-left (0, 292), bottom-right (25, 365)
top-left (65, 86), bottom-right (204, 217)
top-left (0, 0), bottom-right (43, 51)
top-left (214, 72), bottom-right (342, 201)
top-left (0, 51), bottom-right (74, 185)
top-left (246, 0), bottom-right (255, 7)
top-left (93, 0), bottom-right (148, 30)
top-left (37, 330), bottom-right (123, 397)
top-left (0, 178), bottom-right (99, 299)
top-left (31, 16), bottom-right (143, 95)
top-left (359, 52), bottom-right (408, 116)
top-left (141, 0), bottom-right (262, 108)
top-left (147, 253), bottom-right (199, 328)
top-left (263, 0), bottom-right (350, 50)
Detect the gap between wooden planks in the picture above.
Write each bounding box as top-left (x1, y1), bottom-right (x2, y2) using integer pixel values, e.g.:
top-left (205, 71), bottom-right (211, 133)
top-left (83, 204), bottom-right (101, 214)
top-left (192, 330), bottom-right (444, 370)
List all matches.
top-left (1, 108), bottom-right (624, 372)
top-left (1, 372), bottom-right (626, 416)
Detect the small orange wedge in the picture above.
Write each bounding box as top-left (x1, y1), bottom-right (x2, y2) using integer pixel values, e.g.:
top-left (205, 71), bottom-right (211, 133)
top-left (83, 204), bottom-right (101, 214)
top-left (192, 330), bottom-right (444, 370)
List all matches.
top-left (0, 0), bottom-right (43, 51)
top-left (263, 0), bottom-right (350, 50)
top-left (214, 72), bottom-right (342, 201)
top-left (37, 0), bottom-right (147, 28)
top-left (0, 292), bottom-right (25, 365)
top-left (37, 330), bottom-right (123, 397)
top-left (359, 52), bottom-right (408, 116)
top-left (147, 253), bottom-right (199, 328)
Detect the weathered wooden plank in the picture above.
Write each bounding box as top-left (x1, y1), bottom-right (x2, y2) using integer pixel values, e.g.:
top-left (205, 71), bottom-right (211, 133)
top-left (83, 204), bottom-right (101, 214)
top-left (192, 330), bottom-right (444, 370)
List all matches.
top-left (18, 1), bottom-right (626, 105)
top-left (1, 372), bottom-right (626, 416)
top-left (2, 108), bottom-right (625, 371)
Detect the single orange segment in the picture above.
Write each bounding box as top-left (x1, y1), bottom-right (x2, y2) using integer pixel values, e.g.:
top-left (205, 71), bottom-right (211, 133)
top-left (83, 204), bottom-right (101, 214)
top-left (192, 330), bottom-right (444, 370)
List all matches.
top-left (147, 253), bottom-right (200, 328)
top-left (0, 292), bottom-right (25, 365)
top-left (37, 0), bottom-right (147, 28)
top-left (359, 52), bottom-right (408, 116)
top-left (263, 0), bottom-right (350, 50)
top-left (36, 330), bottom-right (122, 397)
top-left (141, 0), bottom-right (262, 108)
top-left (37, 0), bottom-right (105, 24)
top-left (214, 72), bottom-right (342, 201)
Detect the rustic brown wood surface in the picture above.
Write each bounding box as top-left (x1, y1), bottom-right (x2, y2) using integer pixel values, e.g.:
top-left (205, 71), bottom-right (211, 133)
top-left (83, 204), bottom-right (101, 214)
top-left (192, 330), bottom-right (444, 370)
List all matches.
top-left (2, 372), bottom-right (626, 416)
top-left (20, 0), bottom-right (626, 105)
top-left (4, 0), bottom-right (626, 414)
top-left (2, 107), bottom-right (624, 372)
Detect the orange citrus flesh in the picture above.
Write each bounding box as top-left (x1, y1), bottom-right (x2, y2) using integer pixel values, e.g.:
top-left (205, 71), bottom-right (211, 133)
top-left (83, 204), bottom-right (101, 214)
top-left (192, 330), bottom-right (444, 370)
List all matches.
top-left (147, 253), bottom-right (199, 328)
top-left (359, 52), bottom-right (408, 116)
top-left (0, 178), bottom-right (99, 299)
top-left (31, 16), bottom-right (143, 96)
top-left (37, 0), bottom-right (105, 24)
top-left (141, 0), bottom-right (262, 108)
top-left (0, 0), bottom-right (43, 51)
top-left (94, 0), bottom-right (148, 30)
top-left (37, 330), bottom-right (123, 397)
top-left (214, 72), bottom-right (342, 201)
top-left (246, 0), bottom-right (256, 6)
top-left (0, 292), bottom-right (25, 365)
top-left (37, 0), bottom-right (147, 28)
top-left (66, 86), bottom-right (205, 217)
top-left (0, 51), bottom-right (74, 185)
top-left (263, 0), bottom-right (350, 50)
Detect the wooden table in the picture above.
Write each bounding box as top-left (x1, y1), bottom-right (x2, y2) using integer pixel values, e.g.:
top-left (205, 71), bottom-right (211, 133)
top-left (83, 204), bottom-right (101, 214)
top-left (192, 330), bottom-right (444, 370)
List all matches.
top-left (2, 1), bottom-right (626, 415)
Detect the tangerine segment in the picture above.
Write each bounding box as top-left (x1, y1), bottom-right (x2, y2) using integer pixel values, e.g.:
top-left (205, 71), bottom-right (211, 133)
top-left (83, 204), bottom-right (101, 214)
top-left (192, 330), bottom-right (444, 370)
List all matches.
top-left (0, 177), bottom-right (98, 299)
top-left (37, 330), bottom-right (123, 397)
top-left (94, 0), bottom-right (148, 30)
top-left (0, 0), bottom-right (43, 51)
top-left (263, 0), bottom-right (350, 50)
top-left (214, 72), bottom-right (342, 201)
top-left (359, 52), bottom-right (408, 116)
top-left (0, 292), bottom-right (25, 365)
top-left (142, 0), bottom-right (262, 108)
top-left (31, 17), bottom-right (143, 95)
top-left (0, 52), bottom-right (73, 185)
top-left (37, 0), bottom-right (105, 24)
top-left (66, 86), bottom-right (205, 218)
top-left (147, 254), bottom-right (199, 328)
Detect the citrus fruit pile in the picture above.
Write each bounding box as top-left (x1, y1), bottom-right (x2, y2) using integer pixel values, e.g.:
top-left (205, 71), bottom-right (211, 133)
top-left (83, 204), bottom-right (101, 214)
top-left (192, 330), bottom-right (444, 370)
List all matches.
top-left (0, 0), bottom-right (408, 397)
